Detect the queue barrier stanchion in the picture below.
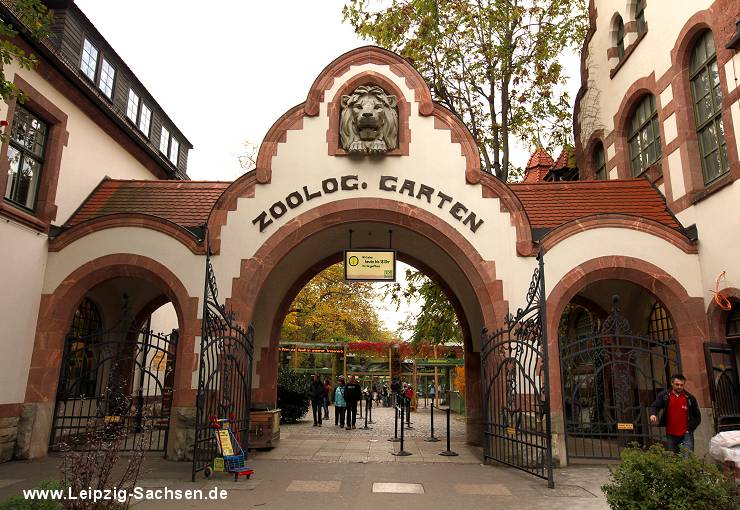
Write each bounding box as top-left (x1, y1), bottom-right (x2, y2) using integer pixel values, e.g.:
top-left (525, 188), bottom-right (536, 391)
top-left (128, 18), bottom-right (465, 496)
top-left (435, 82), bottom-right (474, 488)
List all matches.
top-left (388, 396), bottom-right (400, 442)
top-left (406, 396), bottom-right (413, 429)
top-left (359, 397), bottom-right (363, 418)
top-left (425, 397), bottom-right (440, 442)
top-left (392, 399), bottom-right (411, 456)
top-left (368, 395), bottom-right (374, 424)
top-left (362, 396), bottom-right (372, 430)
top-left (438, 404), bottom-right (458, 456)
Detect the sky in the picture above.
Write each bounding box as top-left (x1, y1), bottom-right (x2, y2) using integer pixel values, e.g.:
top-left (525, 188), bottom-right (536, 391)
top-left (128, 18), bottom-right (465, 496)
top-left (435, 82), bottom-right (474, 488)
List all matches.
top-left (74, 1), bottom-right (581, 337)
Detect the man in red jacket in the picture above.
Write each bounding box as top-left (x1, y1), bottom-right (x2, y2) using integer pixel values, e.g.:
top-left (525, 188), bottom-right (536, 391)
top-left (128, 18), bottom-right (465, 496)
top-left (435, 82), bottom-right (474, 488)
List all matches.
top-left (648, 373), bottom-right (701, 456)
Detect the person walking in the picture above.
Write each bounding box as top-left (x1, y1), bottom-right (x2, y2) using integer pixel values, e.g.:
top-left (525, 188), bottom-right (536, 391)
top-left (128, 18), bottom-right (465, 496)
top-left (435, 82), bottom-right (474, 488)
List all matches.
top-left (334, 377), bottom-right (346, 428)
top-left (429, 382), bottom-right (436, 403)
top-left (648, 373), bottom-right (701, 455)
top-left (323, 377), bottom-right (332, 420)
top-left (309, 374), bottom-right (324, 426)
top-left (344, 375), bottom-right (361, 429)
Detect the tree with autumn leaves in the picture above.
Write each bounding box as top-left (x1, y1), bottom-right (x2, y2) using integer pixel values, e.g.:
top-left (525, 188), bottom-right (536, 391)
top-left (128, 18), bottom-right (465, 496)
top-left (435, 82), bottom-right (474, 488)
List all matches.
top-left (342, 0), bottom-right (588, 182)
top-left (280, 263), bottom-right (394, 343)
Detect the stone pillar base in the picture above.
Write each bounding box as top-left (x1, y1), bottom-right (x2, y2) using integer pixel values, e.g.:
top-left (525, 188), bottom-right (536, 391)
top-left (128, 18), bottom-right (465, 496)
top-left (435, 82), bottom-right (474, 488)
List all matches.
top-left (167, 406), bottom-right (196, 461)
top-left (15, 403), bottom-right (53, 460)
top-left (550, 411), bottom-right (567, 467)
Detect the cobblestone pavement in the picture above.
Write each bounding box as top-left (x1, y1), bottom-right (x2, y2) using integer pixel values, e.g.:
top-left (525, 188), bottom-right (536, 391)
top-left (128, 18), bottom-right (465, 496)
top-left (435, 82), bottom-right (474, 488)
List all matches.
top-left (282, 402), bottom-right (466, 439)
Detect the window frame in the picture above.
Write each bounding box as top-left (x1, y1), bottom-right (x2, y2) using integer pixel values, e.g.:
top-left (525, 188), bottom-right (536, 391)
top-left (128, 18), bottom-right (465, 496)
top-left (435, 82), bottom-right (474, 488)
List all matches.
top-left (159, 126), bottom-right (170, 154)
top-left (688, 30), bottom-right (729, 185)
top-left (594, 143), bottom-right (606, 180)
top-left (62, 297), bottom-right (103, 398)
top-left (79, 38), bottom-right (98, 82)
top-left (635, 0), bottom-right (646, 36)
top-left (138, 103), bottom-right (152, 138)
top-left (169, 137), bottom-right (179, 166)
top-left (727, 304), bottom-right (740, 340)
top-left (4, 105), bottom-right (49, 211)
top-left (627, 94), bottom-right (662, 177)
top-left (616, 16), bottom-right (625, 59)
top-left (97, 58), bottom-right (116, 100)
top-left (126, 89), bottom-right (140, 123)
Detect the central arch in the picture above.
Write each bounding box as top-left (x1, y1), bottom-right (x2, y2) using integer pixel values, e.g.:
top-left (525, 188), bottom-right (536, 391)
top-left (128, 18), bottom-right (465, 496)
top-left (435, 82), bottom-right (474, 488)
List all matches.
top-left (223, 198), bottom-right (511, 444)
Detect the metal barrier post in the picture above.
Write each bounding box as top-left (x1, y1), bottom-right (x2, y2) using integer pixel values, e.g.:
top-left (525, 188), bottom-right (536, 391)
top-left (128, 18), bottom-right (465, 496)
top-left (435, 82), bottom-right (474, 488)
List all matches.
top-left (368, 395), bottom-right (374, 424)
top-left (392, 399), bottom-right (411, 456)
top-left (425, 397), bottom-right (440, 442)
top-left (362, 395), bottom-right (372, 430)
top-left (406, 395), bottom-right (413, 429)
top-left (438, 404), bottom-right (458, 456)
top-left (388, 398), bottom-right (400, 442)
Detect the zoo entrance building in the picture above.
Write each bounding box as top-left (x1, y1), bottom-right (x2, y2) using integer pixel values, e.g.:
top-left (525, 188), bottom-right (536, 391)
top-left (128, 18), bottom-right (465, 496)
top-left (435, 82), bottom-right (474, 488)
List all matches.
top-left (0, 0), bottom-right (738, 482)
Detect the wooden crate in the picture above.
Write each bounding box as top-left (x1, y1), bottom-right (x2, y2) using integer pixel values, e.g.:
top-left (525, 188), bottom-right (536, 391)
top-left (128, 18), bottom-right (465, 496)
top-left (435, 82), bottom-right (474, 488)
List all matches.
top-left (248, 409), bottom-right (280, 449)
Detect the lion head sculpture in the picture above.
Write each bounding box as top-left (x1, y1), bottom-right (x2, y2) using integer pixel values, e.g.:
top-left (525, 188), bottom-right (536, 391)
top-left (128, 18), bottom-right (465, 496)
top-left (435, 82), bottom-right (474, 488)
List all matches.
top-left (339, 85), bottom-right (398, 155)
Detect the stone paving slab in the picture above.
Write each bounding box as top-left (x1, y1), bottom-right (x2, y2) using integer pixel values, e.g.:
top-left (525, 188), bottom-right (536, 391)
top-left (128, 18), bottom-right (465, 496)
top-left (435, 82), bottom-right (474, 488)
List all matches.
top-left (372, 482), bottom-right (425, 494)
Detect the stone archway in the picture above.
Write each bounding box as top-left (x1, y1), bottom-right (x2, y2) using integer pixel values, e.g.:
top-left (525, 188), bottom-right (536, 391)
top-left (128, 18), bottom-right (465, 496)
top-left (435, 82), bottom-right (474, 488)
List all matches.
top-left (20, 254), bottom-right (199, 459)
top-left (223, 199), bottom-right (511, 445)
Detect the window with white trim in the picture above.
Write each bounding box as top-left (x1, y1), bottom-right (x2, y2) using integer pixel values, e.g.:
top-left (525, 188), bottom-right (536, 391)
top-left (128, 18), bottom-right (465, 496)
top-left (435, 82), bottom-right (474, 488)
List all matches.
top-left (159, 126), bottom-right (170, 154)
top-left (169, 138), bottom-right (179, 166)
top-left (80, 38), bottom-right (98, 81)
top-left (139, 104), bottom-right (151, 137)
top-left (98, 59), bottom-right (115, 99)
top-left (126, 89), bottom-right (139, 123)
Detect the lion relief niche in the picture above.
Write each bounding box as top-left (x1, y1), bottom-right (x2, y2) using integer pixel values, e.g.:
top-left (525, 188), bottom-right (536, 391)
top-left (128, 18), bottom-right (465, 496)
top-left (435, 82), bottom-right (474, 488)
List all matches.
top-left (339, 85), bottom-right (398, 155)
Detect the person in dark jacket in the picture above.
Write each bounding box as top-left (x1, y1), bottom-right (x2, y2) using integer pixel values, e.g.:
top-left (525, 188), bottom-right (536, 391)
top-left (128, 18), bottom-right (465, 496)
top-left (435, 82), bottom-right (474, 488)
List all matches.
top-left (309, 374), bottom-right (324, 426)
top-left (344, 375), bottom-right (362, 429)
top-left (648, 373), bottom-right (701, 455)
top-left (323, 378), bottom-right (332, 420)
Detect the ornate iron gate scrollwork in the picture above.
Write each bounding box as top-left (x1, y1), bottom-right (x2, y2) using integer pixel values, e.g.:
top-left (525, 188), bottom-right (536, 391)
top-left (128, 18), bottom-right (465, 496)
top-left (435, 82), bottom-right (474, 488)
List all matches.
top-left (481, 252), bottom-right (554, 487)
top-left (50, 298), bottom-right (178, 453)
top-left (192, 245), bottom-right (254, 481)
top-left (560, 295), bottom-right (682, 459)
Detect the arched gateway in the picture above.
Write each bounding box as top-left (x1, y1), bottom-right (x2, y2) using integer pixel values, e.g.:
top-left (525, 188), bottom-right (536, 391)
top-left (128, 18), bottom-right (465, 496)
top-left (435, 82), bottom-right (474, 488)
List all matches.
top-left (26, 47), bottom-right (711, 477)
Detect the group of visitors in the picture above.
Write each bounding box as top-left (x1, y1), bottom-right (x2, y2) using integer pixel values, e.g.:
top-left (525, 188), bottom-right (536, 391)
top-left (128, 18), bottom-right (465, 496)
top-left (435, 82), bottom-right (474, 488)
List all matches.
top-left (309, 374), bottom-right (363, 429)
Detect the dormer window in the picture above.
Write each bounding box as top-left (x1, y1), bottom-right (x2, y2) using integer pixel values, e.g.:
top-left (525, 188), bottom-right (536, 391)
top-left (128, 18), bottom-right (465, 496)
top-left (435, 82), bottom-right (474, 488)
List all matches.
top-left (80, 38), bottom-right (98, 81)
top-left (159, 126), bottom-right (170, 154)
top-left (169, 138), bottom-right (179, 166)
top-left (126, 90), bottom-right (139, 123)
top-left (138, 104), bottom-right (151, 137)
top-left (98, 59), bottom-right (115, 99)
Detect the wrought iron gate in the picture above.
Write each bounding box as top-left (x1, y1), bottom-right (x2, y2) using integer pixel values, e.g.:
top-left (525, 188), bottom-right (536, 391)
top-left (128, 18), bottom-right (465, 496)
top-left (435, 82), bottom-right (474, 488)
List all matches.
top-left (192, 249), bottom-right (254, 481)
top-left (481, 253), bottom-right (553, 487)
top-left (50, 299), bottom-right (178, 452)
top-left (560, 296), bottom-right (681, 459)
top-left (704, 343), bottom-right (740, 431)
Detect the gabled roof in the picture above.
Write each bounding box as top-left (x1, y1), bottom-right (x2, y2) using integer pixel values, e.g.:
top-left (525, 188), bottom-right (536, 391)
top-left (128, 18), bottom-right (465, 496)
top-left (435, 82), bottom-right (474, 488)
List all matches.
top-left (509, 179), bottom-right (681, 230)
top-left (64, 179), bottom-right (230, 229)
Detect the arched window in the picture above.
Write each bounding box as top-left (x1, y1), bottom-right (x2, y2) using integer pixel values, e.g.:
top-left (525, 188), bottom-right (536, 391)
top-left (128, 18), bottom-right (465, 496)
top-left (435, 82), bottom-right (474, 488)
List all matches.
top-left (628, 94), bottom-right (661, 176)
top-left (689, 30), bottom-right (728, 184)
top-left (727, 304), bottom-right (740, 341)
top-left (62, 298), bottom-right (103, 397)
top-left (594, 143), bottom-right (606, 180)
top-left (648, 301), bottom-right (674, 342)
top-left (634, 0), bottom-right (646, 35)
top-left (615, 16), bottom-right (625, 59)
top-left (575, 309), bottom-right (594, 338)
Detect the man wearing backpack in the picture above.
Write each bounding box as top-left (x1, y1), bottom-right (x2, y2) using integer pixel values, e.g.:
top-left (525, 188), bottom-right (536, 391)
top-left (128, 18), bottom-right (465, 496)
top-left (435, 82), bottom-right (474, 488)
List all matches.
top-left (344, 375), bottom-right (361, 430)
top-left (648, 373), bottom-right (701, 455)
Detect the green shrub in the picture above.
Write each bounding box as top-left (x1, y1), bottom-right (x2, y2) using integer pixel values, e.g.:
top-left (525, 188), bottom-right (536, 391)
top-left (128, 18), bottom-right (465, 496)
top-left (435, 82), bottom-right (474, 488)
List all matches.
top-left (601, 444), bottom-right (736, 510)
top-left (277, 366), bottom-right (310, 423)
top-left (0, 480), bottom-right (63, 510)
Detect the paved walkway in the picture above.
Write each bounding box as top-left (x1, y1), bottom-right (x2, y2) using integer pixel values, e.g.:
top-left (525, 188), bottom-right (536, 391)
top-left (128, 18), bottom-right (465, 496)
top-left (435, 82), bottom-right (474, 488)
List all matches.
top-left (0, 406), bottom-right (612, 509)
top-left (0, 456), bottom-right (611, 509)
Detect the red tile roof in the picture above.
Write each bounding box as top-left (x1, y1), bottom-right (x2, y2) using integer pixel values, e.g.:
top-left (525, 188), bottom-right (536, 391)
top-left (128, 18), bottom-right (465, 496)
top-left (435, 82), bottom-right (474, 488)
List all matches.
top-left (523, 148), bottom-right (555, 183)
top-left (65, 179), bottom-right (231, 228)
top-left (550, 147), bottom-right (575, 171)
top-left (509, 179), bottom-right (681, 230)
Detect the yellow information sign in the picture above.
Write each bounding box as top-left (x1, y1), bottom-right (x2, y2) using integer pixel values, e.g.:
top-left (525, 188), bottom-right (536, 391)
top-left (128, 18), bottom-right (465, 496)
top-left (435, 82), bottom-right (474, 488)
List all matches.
top-left (617, 423), bottom-right (634, 430)
top-left (505, 427), bottom-right (517, 436)
top-left (217, 429), bottom-right (234, 456)
top-left (344, 250), bottom-right (396, 281)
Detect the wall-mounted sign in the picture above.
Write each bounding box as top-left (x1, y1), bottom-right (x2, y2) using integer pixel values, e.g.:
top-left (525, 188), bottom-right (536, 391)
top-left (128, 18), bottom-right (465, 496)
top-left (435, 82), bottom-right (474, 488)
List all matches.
top-left (344, 249), bottom-right (396, 281)
top-left (415, 358), bottom-right (464, 366)
top-left (617, 423), bottom-right (634, 431)
top-left (278, 346), bottom-right (344, 354)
